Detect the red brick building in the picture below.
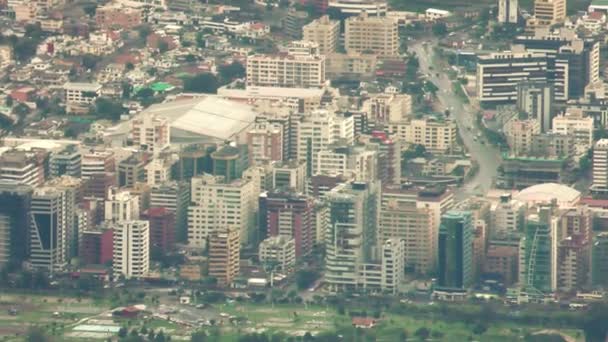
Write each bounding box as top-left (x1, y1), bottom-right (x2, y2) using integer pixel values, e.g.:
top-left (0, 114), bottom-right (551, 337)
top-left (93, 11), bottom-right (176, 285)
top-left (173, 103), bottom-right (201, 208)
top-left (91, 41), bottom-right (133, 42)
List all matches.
top-left (142, 207), bottom-right (176, 254)
top-left (79, 229), bottom-right (113, 265)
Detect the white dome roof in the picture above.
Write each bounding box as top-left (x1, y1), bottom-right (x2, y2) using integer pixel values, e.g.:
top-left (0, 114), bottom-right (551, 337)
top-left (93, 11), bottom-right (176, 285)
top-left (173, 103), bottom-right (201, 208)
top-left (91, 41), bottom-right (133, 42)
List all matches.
top-left (514, 183), bottom-right (581, 207)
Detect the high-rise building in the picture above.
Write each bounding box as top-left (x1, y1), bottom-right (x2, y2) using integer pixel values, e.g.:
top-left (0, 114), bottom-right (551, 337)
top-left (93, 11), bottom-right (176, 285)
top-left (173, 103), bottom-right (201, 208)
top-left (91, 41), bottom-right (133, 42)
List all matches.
top-left (50, 144), bottom-right (81, 178)
top-left (259, 236), bottom-right (296, 273)
top-left (552, 111), bottom-right (594, 156)
top-left (591, 139), bottom-right (608, 193)
top-left (246, 50), bottom-right (326, 88)
top-left (388, 118), bottom-right (457, 154)
top-left (30, 187), bottom-right (70, 273)
top-left (476, 51), bottom-right (549, 104)
top-left (344, 12), bottom-right (398, 57)
top-left (519, 208), bottom-right (557, 293)
top-left (259, 192), bottom-right (315, 257)
top-left (142, 207), bottom-right (175, 254)
top-left (361, 93), bottom-right (413, 124)
top-left (104, 188), bottom-right (140, 222)
top-left (360, 132), bottom-right (401, 185)
top-left (272, 160), bottom-right (307, 193)
top-left (316, 143), bottom-right (378, 182)
top-left (379, 186), bottom-right (434, 274)
top-left (174, 144), bottom-right (214, 181)
top-left (81, 150), bottom-right (115, 179)
top-left (45, 176), bottom-right (82, 260)
top-left (246, 122), bottom-right (283, 166)
top-left (491, 194), bottom-right (525, 238)
top-left (211, 144), bottom-right (248, 183)
top-left (533, 0), bottom-right (566, 26)
top-left (296, 110), bottom-right (355, 176)
top-left (327, 0), bottom-right (388, 17)
top-left (381, 238), bottom-right (405, 294)
top-left (302, 15), bottom-right (340, 55)
top-left (79, 227), bottom-right (113, 266)
top-left (516, 81), bottom-right (554, 133)
top-left (208, 230), bottom-right (240, 287)
top-left (0, 150), bottom-right (45, 186)
top-left (131, 114), bottom-right (170, 155)
top-left (504, 119), bottom-right (541, 156)
top-left (498, 0), bottom-right (518, 23)
top-left (0, 182), bottom-right (32, 269)
top-left (555, 206), bottom-right (591, 292)
top-left (591, 232), bottom-right (608, 287)
top-left (118, 154), bottom-right (146, 188)
top-left (150, 181), bottom-right (190, 243)
top-left (484, 243), bottom-right (519, 286)
top-left (113, 220), bottom-right (150, 279)
top-left (188, 174), bottom-right (255, 247)
top-left (437, 211), bottom-right (474, 290)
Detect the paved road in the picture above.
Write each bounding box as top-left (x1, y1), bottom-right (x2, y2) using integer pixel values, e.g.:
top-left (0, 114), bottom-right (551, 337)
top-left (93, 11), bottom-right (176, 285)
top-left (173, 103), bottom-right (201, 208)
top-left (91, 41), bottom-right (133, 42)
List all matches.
top-left (410, 41), bottom-right (502, 200)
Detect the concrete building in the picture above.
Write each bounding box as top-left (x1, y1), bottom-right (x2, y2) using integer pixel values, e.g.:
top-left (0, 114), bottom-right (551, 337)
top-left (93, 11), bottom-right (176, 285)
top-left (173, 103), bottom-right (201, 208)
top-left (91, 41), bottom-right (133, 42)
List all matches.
top-left (362, 93), bottom-right (412, 123)
top-left (246, 51), bottom-right (325, 88)
top-left (30, 187), bottom-right (70, 273)
top-left (519, 208), bottom-right (558, 293)
top-left (141, 207), bottom-right (175, 254)
top-left (63, 82), bottom-right (101, 114)
top-left (591, 232), bottom-right (608, 287)
top-left (0, 150), bottom-right (45, 187)
top-left (118, 154), bottom-right (146, 187)
top-left (534, 0), bottom-right (566, 26)
top-left (0, 45), bottom-right (13, 69)
top-left (296, 110), bottom-right (354, 176)
top-left (79, 227), bottom-right (113, 266)
top-left (437, 211), bottom-right (474, 290)
top-left (328, 0), bottom-right (388, 17)
top-left (552, 112), bottom-right (594, 156)
top-left (95, 4), bottom-right (143, 30)
top-left (497, 155), bottom-right (566, 189)
top-left (388, 117), bottom-right (457, 153)
top-left (259, 192), bottom-right (315, 258)
top-left (316, 143), bottom-right (378, 182)
top-left (491, 194), bottom-right (525, 238)
top-left (144, 158), bottom-right (175, 186)
top-left (104, 188), bottom-right (140, 222)
top-left (344, 12), bottom-right (399, 57)
top-left (211, 144), bottom-right (248, 183)
top-left (504, 119), bottom-right (541, 156)
top-left (246, 121), bottom-right (283, 165)
top-left (0, 182), bottom-right (32, 269)
top-left (131, 115), bottom-right (170, 155)
top-left (592, 139), bottom-right (608, 193)
top-left (476, 52), bottom-right (549, 104)
top-left (498, 0), bottom-right (519, 23)
top-left (208, 230), bottom-right (240, 287)
top-left (325, 52), bottom-right (378, 79)
top-left (302, 15), bottom-right (340, 55)
top-left (379, 186), bottom-right (434, 274)
top-left (50, 144), bottom-right (81, 178)
top-left (556, 207), bottom-right (591, 292)
top-left (517, 82), bottom-right (554, 132)
top-left (485, 242), bottom-right (519, 286)
top-left (113, 220), bottom-right (150, 279)
top-left (259, 236), bottom-right (296, 273)
top-left (359, 132), bottom-right (401, 185)
top-left (150, 181), bottom-right (190, 243)
top-left (81, 150), bottom-right (115, 178)
top-left (272, 160), bottom-right (307, 193)
top-left (188, 174), bottom-right (255, 247)
top-left (380, 238), bottom-right (405, 294)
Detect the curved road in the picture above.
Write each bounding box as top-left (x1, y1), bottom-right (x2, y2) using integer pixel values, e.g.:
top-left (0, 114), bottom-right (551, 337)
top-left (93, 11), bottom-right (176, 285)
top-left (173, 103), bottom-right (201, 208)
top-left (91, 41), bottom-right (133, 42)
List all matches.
top-left (410, 41), bottom-right (502, 200)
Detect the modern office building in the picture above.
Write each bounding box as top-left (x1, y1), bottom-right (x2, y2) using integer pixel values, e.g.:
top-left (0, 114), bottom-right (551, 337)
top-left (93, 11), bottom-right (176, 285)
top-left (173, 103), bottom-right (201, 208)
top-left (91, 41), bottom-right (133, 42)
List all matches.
top-left (592, 232), bottom-right (608, 287)
top-left (0, 182), bottom-right (32, 269)
top-left (188, 174), bottom-right (255, 247)
top-left (149, 181), bottom-right (190, 243)
top-left (327, 0), bottom-right (388, 17)
top-left (174, 144), bottom-right (214, 181)
top-left (437, 211), bottom-right (474, 290)
top-left (259, 236), bottom-right (296, 273)
top-left (113, 220), bottom-right (150, 279)
top-left (302, 15), bottom-right (340, 55)
top-left (211, 144), bottom-right (248, 183)
top-left (476, 51), bottom-right (549, 104)
top-left (498, 0), bottom-right (519, 23)
top-left (344, 12), bottom-right (399, 57)
top-left (50, 144), bottom-right (81, 178)
top-left (208, 230), bottom-right (240, 287)
top-left (81, 150), bottom-right (115, 179)
top-left (141, 207), bottom-right (175, 254)
top-left (117, 153), bottom-right (146, 188)
top-left (246, 121), bottom-right (283, 165)
top-left (316, 143), bottom-right (378, 182)
top-left (504, 119), bottom-right (541, 156)
top-left (591, 139), bottom-right (608, 193)
top-left (272, 160), bottom-right (307, 193)
top-left (491, 194), bottom-right (525, 238)
top-left (259, 191), bottom-right (315, 257)
top-left (519, 208), bottom-right (557, 293)
top-left (0, 150), bottom-right (45, 187)
top-left (516, 82), bottom-right (554, 132)
top-left (533, 0), bottom-right (566, 26)
top-left (131, 114), bottom-right (170, 155)
top-left (104, 188), bottom-right (140, 222)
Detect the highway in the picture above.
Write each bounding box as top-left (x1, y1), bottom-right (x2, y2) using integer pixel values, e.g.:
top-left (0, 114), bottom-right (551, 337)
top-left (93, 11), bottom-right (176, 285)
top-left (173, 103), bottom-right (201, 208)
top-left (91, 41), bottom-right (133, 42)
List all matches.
top-left (409, 41), bottom-right (502, 200)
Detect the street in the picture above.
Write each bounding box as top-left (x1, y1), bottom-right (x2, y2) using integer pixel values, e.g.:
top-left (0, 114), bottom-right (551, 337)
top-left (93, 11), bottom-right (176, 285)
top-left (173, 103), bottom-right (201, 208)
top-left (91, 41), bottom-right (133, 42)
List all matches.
top-left (410, 40), bottom-right (502, 200)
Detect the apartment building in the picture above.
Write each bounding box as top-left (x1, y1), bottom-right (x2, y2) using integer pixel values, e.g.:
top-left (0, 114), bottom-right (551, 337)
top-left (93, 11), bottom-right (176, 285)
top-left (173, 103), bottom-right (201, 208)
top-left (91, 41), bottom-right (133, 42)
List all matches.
top-left (302, 15), bottom-right (340, 55)
top-left (272, 160), bottom-right (307, 193)
top-left (246, 121), bottom-right (283, 165)
top-left (63, 82), bottom-right (101, 114)
top-left (104, 188), bottom-right (140, 222)
top-left (362, 93), bottom-right (412, 123)
top-left (208, 230), bottom-right (240, 287)
top-left (113, 220), bottom-right (150, 279)
top-left (0, 150), bottom-right (45, 187)
top-left (150, 181), bottom-right (190, 243)
top-left (131, 114), bottom-right (170, 155)
top-left (534, 0), bottom-right (566, 26)
top-left (344, 12), bottom-right (399, 57)
top-left (388, 117), bottom-right (457, 153)
top-left (246, 52), bottom-right (325, 88)
top-left (95, 4), bottom-right (143, 30)
top-left (315, 143), bottom-right (378, 181)
top-left (0, 45), bottom-right (13, 69)
top-left (504, 119), bottom-right (541, 156)
top-left (552, 111), bottom-right (594, 156)
top-left (592, 139), bottom-right (608, 193)
top-left (517, 81), bottom-right (554, 132)
top-left (50, 145), bottom-right (81, 179)
top-left (81, 150), bottom-right (115, 178)
top-left (259, 236), bottom-right (296, 273)
top-left (491, 194), bottom-right (525, 238)
top-left (141, 207), bottom-right (175, 254)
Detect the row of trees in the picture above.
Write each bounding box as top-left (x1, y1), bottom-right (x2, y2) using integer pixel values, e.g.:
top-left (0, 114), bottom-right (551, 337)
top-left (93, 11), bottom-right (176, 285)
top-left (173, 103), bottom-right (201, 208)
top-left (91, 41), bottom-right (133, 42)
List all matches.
top-left (182, 62), bottom-right (246, 93)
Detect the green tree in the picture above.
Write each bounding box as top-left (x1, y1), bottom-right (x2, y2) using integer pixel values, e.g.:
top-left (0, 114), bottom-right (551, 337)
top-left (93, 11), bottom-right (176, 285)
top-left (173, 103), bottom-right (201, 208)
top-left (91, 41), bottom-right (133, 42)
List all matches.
top-left (191, 331), bottom-right (206, 342)
top-left (82, 54), bottom-right (101, 70)
top-left (295, 270), bottom-right (319, 290)
top-left (92, 98), bottom-right (126, 121)
top-left (158, 40), bottom-right (169, 53)
top-left (26, 327), bottom-right (50, 342)
top-left (83, 4), bottom-right (97, 17)
top-left (137, 25), bottom-right (152, 41)
top-left (5, 96), bottom-right (13, 107)
top-left (581, 302), bottom-right (608, 342)
top-left (472, 323), bottom-right (487, 335)
top-left (126, 62), bottom-right (135, 71)
top-left (432, 22), bottom-right (448, 37)
top-left (414, 327), bottom-right (430, 340)
top-left (196, 32), bottom-right (206, 48)
top-left (183, 73), bottom-right (218, 93)
top-left (218, 61), bottom-right (246, 83)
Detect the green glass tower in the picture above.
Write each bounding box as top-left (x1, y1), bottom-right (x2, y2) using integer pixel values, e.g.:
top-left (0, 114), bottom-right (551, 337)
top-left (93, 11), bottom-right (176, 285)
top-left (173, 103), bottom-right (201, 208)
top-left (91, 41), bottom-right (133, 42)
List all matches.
top-left (520, 209), bottom-right (554, 293)
top-left (438, 211), bottom-right (473, 290)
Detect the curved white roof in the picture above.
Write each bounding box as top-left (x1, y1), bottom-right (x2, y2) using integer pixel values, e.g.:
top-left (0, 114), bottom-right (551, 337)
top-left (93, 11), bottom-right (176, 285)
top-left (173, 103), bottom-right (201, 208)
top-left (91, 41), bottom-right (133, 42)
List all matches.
top-left (515, 183), bottom-right (581, 207)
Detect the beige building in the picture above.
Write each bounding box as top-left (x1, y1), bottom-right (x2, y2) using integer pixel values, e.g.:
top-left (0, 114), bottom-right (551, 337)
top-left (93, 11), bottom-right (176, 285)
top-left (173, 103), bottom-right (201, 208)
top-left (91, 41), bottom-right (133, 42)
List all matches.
top-left (534, 0), bottom-right (566, 26)
top-left (131, 115), bottom-right (170, 155)
top-left (208, 230), bottom-right (240, 287)
top-left (388, 118), bottom-right (457, 153)
top-left (345, 12), bottom-right (399, 57)
top-left (104, 187), bottom-right (140, 222)
top-left (64, 82), bottom-right (102, 114)
top-left (246, 121), bottom-right (283, 165)
top-left (246, 52), bottom-right (325, 88)
top-left (259, 236), bottom-right (296, 273)
top-left (504, 119), bottom-right (541, 156)
top-left (188, 174), bottom-right (255, 247)
top-left (552, 111), bottom-right (594, 156)
top-left (303, 15), bottom-right (340, 55)
top-left (316, 143), bottom-right (378, 181)
top-left (362, 92), bottom-right (412, 123)
top-left (326, 52), bottom-right (378, 79)
top-left (113, 220), bottom-right (150, 280)
top-left (0, 45), bottom-right (12, 69)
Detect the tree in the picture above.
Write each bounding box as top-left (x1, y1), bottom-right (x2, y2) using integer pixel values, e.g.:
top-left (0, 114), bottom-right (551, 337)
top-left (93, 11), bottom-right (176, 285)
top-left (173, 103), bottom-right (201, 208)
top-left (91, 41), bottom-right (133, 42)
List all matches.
top-left (295, 270), bottom-right (319, 290)
top-left (191, 331), bottom-right (206, 342)
top-left (82, 54), bottom-right (101, 70)
top-left (118, 327), bottom-right (128, 338)
top-left (218, 61), bottom-right (246, 83)
top-left (414, 327), bottom-right (430, 340)
top-left (83, 4), bottom-right (97, 17)
top-left (399, 330), bottom-right (409, 341)
top-left (195, 32), bottom-right (206, 48)
top-left (158, 40), bottom-right (169, 53)
top-left (137, 25), bottom-right (152, 41)
top-left (5, 96), bottom-right (13, 107)
top-left (472, 323), bottom-right (487, 335)
top-left (126, 62), bottom-right (135, 71)
top-left (136, 88), bottom-right (155, 100)
top-left (432, 22), bottom-right (448, 37)
top-left (581, 302), bottom-right (608, 342)
top-left (92, 98), bottom-right (126, 121)
top-left (183, 73), bottom-right (218, 93)
top-left (26, 327), bottom-right (50, 342)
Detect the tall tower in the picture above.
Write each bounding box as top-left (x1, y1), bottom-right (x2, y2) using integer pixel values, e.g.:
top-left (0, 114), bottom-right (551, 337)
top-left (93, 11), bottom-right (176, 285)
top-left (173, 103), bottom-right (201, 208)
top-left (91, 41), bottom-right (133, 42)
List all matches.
top-left (534, 0), bottom-right (566, 26)
top-left (519, 208), bottom-right (557, 293)
top-left (113, 220), bottom-right (150, 279)
top-left (437, 211), bottom-right (474, 290)
top-left (0, 182), bottom-right (32, 270)
top-left (498, 0), bottom-right (519, 23)
top-left (591, 139), bottom-right (608, 194)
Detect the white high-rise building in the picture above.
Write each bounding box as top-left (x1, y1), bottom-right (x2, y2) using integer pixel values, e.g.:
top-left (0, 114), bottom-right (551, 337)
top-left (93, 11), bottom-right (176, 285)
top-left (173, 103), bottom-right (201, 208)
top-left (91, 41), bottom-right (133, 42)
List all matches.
top-left (188, 174), bottom-right (255, 248)
top-left (491, 194), bottom-right (525, 237)
top-left (113, 220), bottom-right (150, 279)
top-left (498, 0), bottom-right (519, 23)
top-left (381, 238), bottom-right (405, 294)
top-left (316, 143), bottom-right (378, 181)
top-left (592, 139), bottom-right (608, 193)
top-left (104, 188), bottom-right (140, 222)
top-left (131, 114), bottom-right (171, 155)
